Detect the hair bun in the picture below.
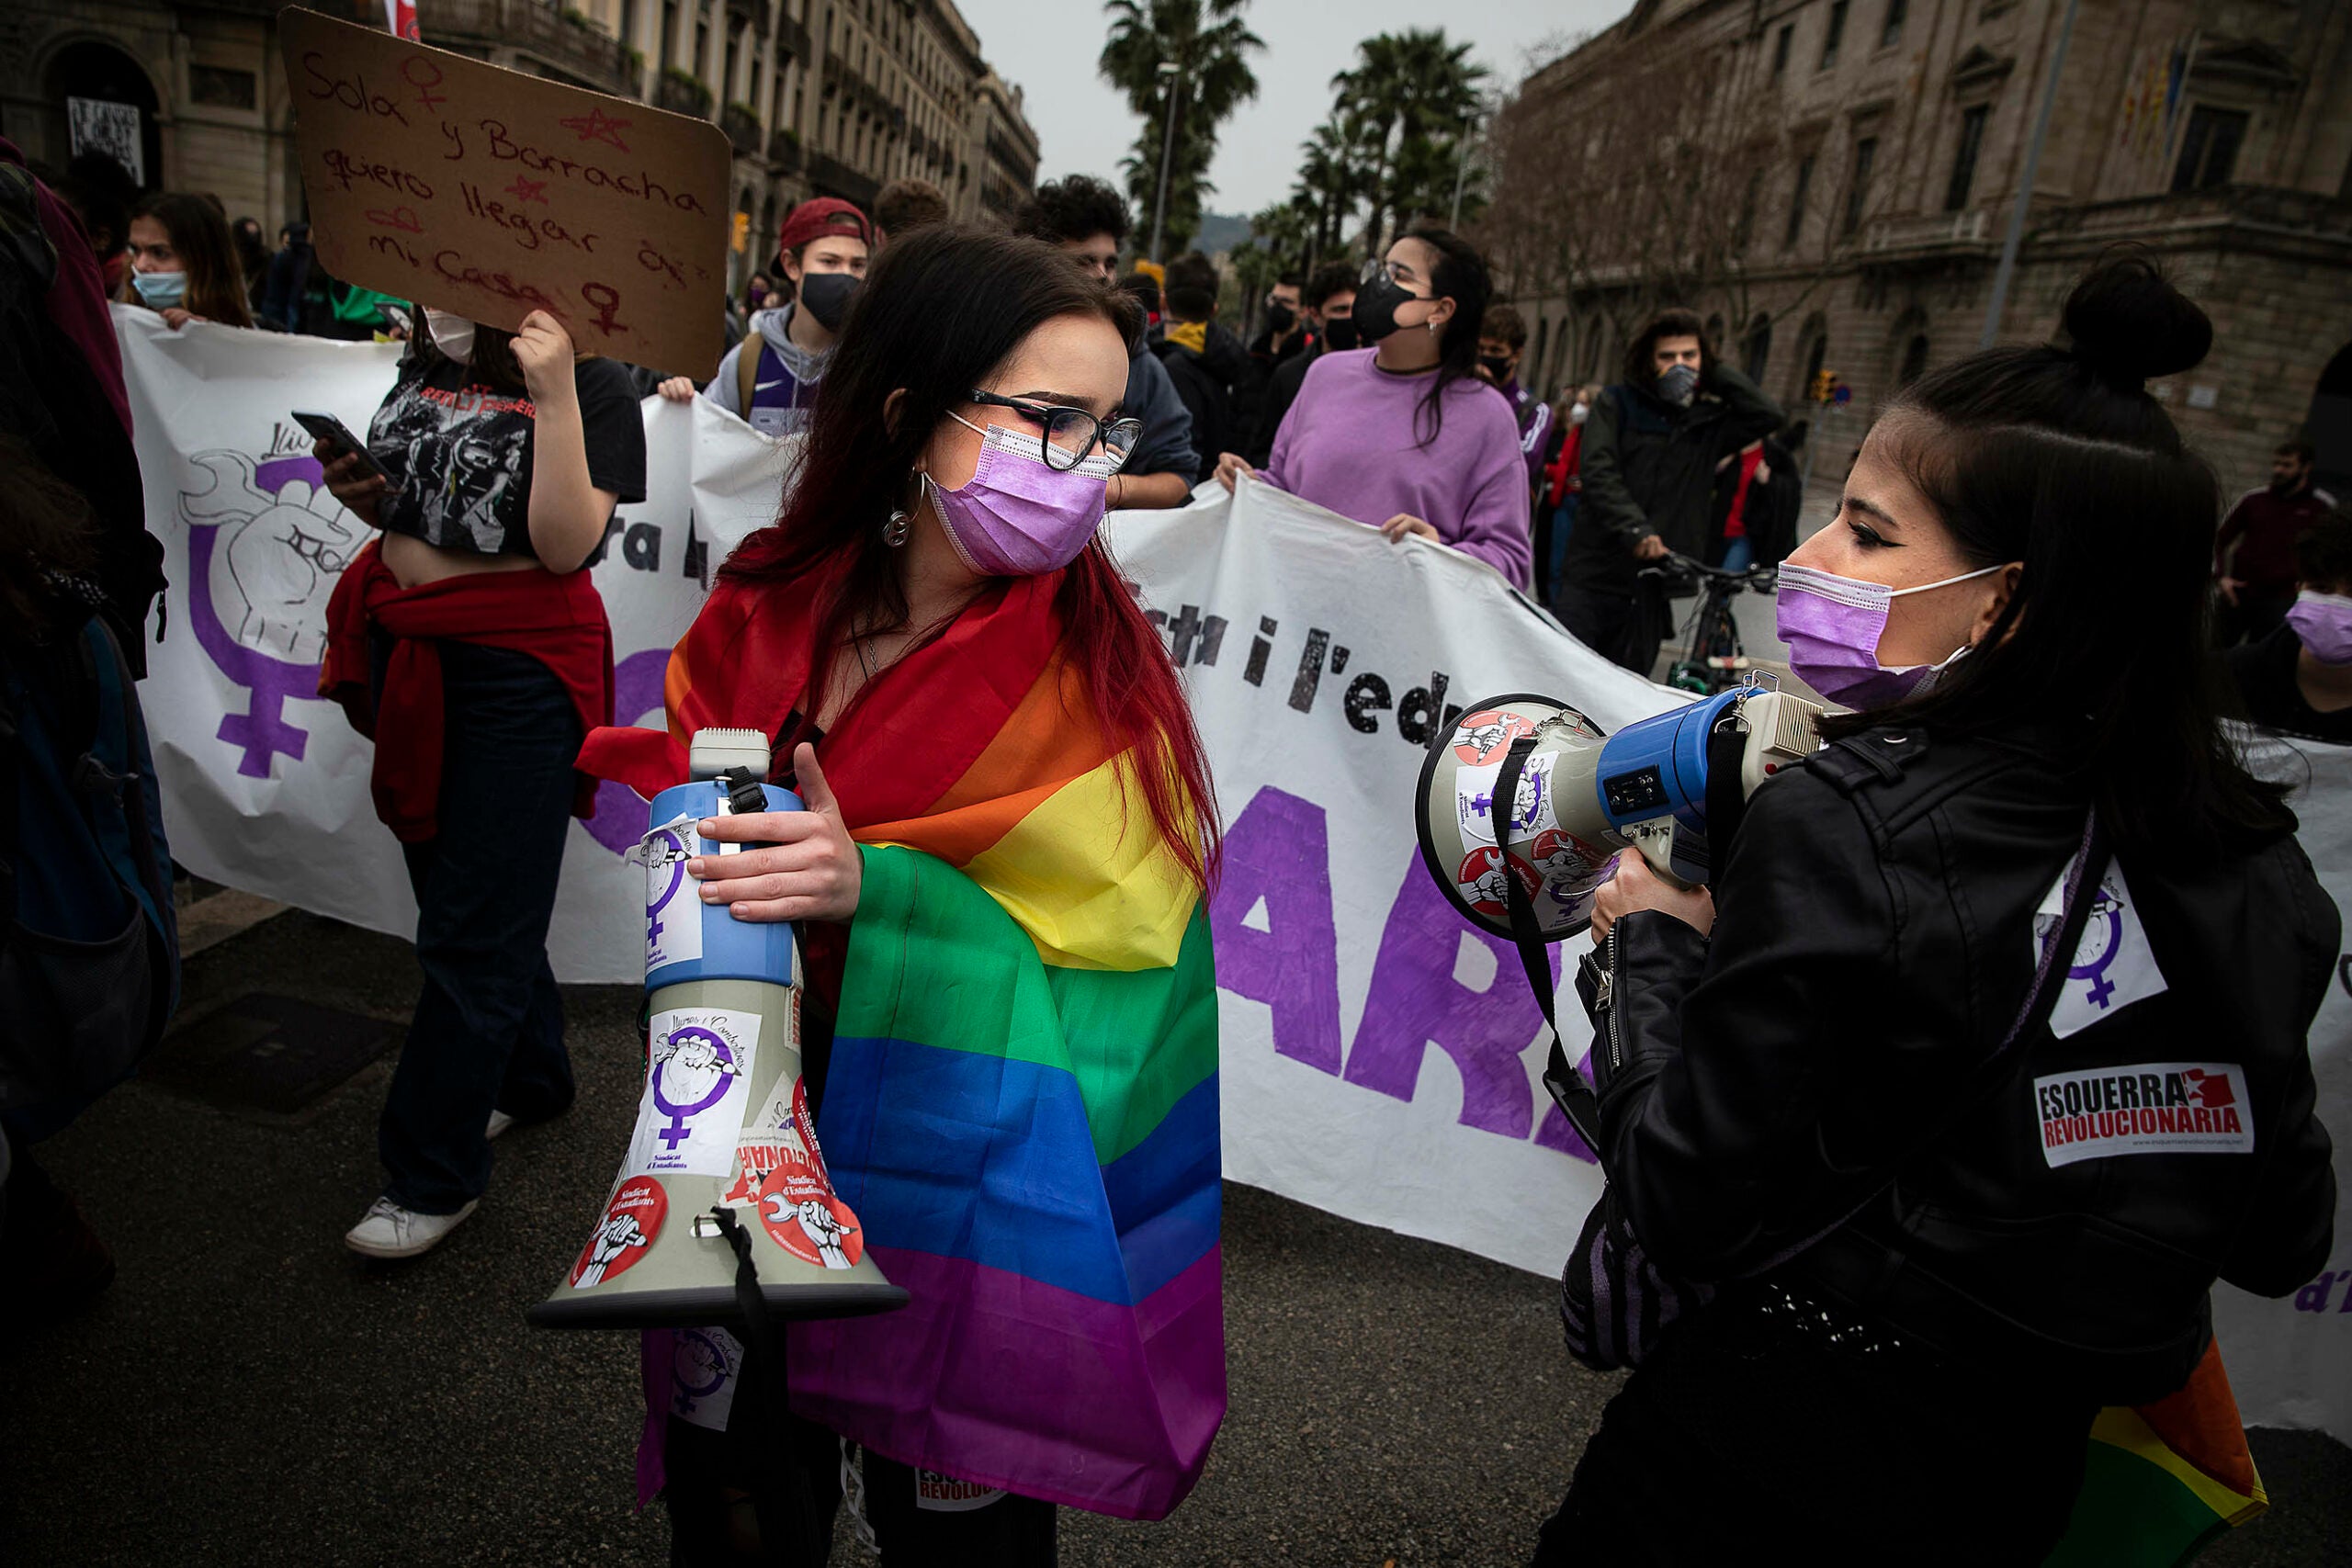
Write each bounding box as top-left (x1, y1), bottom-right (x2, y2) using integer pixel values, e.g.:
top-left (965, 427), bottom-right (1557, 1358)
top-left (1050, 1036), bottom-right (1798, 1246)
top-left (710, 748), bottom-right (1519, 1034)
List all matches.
top-left (2060, 255), bottom-right (2212, 385)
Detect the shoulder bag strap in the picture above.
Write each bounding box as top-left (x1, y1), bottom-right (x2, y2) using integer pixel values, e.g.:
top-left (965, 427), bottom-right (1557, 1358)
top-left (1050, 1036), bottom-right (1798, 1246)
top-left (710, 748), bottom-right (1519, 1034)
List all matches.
top-left (1494, 736), bottom-right (1605, 1153)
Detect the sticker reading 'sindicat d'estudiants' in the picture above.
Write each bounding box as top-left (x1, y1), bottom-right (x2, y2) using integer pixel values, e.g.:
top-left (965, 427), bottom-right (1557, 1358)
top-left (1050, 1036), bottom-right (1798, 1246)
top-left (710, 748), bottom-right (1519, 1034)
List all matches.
top-left (569, 1176), bottom-right (667, 1287)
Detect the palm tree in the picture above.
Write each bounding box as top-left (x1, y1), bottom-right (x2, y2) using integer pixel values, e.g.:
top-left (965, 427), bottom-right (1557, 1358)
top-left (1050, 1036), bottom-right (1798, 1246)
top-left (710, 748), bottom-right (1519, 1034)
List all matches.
top-left (1100, 0), bottom-right (1265, 259)
top-left (1331, 29), bottom-right (1487, 254)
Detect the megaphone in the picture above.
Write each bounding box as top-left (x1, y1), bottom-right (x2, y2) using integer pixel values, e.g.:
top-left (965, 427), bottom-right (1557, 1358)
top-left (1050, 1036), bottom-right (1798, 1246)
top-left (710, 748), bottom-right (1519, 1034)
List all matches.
top-left (1415, 680), bottom-right (1825, 1152)
top-left (1415, 679), bottom-right (1825, 945)
top-left (528, 728), bottom-right (908, 1330)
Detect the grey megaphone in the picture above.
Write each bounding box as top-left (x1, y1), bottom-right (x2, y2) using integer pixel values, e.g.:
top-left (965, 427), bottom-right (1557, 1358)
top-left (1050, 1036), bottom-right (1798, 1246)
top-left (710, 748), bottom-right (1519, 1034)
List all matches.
top-left (528, 728), bottom-right (907, 1330)
top-left (1415, 679), bottom-right (1824, 943)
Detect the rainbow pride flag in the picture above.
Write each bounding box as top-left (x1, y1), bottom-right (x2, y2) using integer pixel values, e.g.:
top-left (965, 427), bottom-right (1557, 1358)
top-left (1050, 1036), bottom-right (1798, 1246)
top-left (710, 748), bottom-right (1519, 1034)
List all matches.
top-left (580, 570), bottom-right (1224, 1519)
top-left (2046, 1342), bottom-right (2267, 1566)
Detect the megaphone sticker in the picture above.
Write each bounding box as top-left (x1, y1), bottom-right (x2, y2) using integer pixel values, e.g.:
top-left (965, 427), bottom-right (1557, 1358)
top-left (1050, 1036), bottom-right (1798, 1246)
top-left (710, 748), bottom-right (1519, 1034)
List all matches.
top-left (753, 1155), bottom-right (865, 1270)
top-left (626, 1009), bottom-right (762, 1177)
top-left (1454, 753), bottom-right (1558, 847)
top-left (1455, 846), bottom-right (1542, 919)
top-left (569, 1177), bottom-right (667, 1288)
top-left (1451, 709), bottom-right (1539, 764)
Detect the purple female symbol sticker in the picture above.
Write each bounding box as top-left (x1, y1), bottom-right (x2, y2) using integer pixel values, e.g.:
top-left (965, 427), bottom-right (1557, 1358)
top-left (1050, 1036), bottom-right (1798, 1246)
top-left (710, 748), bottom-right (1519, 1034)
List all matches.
top-left (628, 1009), bottom-right (762, 1176)
top-left (650, 1026), bottom-right (741, 1150)
top-left (642, 819), bottom-right (704, 971)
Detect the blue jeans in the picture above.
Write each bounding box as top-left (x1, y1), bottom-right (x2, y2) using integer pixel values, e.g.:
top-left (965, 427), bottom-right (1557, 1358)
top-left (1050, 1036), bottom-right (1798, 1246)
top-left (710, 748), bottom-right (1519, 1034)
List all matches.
top-left (1720, 536), bottom-right (1755, 573)
top-left (378, 641), bottom-right (582, 1213)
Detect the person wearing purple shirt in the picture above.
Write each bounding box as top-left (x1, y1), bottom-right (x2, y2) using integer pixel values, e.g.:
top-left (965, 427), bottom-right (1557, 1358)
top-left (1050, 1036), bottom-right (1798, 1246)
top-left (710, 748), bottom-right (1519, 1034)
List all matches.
top-left (1216, 231), bottom-right (1533, 591)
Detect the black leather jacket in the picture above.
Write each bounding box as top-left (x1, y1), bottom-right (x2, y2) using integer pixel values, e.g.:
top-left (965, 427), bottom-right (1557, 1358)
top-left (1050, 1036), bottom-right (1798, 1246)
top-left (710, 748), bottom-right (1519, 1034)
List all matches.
top-left (1587, 722), bottom-right (2337, 1404)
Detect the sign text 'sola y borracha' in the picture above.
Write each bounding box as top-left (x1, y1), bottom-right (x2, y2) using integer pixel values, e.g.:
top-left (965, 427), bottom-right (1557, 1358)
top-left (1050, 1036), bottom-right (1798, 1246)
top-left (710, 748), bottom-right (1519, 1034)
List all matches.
top-left (277, 6), bottom-right (729, 376)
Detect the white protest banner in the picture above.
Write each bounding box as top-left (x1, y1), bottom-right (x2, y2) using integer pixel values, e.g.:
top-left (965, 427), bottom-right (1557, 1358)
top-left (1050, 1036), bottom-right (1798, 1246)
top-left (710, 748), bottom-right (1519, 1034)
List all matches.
top-left (120, 317), bottom-right (2352, 1441)
top-left (2211, 731), bottom-right (2352, 1438)
top-left (119, 307), bottom-right (786, 981)
top-left (1103, 477), bottom-right (1684, 1276)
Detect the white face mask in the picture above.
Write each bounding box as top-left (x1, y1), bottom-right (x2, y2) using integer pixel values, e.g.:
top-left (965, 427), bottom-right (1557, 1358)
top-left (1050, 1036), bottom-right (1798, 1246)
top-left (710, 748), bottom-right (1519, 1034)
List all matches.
top-left (1569, 401), bottom-right (1589, 425)
top-left (424, 307), bottom-right (477, 363)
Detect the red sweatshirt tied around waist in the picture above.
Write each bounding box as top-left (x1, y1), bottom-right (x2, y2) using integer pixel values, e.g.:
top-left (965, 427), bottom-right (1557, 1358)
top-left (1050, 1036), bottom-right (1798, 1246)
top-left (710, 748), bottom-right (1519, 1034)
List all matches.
top-left (320, 540), bottom-right (615, 842)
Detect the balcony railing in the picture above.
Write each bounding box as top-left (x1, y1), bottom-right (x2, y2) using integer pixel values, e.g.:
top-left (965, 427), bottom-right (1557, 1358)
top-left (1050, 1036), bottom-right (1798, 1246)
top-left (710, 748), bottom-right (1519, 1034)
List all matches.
top-left (776, 14), bottom-right (812, 61)
top-left (419, 0), bottom-right (637, 96)
top-left (657, 69), bottom-right (715, 118)
top-left (806, 151), bottom-right (879, 206)
top-left (769, 130), bottom-right (803, 172)
top-left (723, 102), bottom-right (763, 154)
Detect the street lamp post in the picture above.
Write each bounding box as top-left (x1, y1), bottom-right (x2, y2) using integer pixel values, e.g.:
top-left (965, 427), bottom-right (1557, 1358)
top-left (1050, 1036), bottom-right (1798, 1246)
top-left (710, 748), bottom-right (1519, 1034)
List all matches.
top-left (1449, 107), bottom-right (1476, 229)
top-left (1148, 61), bottom-right (1182, 264)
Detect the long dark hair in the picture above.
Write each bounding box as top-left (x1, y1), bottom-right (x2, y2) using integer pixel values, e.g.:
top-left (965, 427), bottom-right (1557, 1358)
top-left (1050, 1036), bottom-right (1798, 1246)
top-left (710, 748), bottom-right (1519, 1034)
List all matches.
top-left (128, 192), bottom-right (253, 327)
top-left (1400, 226), bottom-right (1489, 448)
top-left (0, 435), bottom-right (98, 648)
top-left (1823, 255), bottom-right (2290, 852)
top-left (1621, 307), bottom-right (1713, 394)
top-left (720, 225), bottom-right (1218, 887)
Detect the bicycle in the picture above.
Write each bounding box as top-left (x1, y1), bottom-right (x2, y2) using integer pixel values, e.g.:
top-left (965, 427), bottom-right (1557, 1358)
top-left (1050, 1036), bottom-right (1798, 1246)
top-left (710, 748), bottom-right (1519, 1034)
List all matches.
top-left (1638, 552), bottom-right (1779, 695)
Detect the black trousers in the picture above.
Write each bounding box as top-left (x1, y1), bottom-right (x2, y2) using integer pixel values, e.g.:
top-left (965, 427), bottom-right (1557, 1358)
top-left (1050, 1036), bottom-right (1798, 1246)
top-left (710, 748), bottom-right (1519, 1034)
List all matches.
top-left (664, 1347), bottom-right (1057, 1565)
top-left (1556, 581), bottom-right (1668, 676)
top-left (1531, 1292), bottom-right (2097, 1567)
top-left (376, 641), bottom-right (581, 1214)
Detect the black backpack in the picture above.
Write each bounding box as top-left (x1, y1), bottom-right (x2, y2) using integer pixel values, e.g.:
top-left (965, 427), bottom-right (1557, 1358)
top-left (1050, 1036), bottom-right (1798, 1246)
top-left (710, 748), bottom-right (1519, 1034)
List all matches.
top-left (0, 604), bottom-right (180, 1120)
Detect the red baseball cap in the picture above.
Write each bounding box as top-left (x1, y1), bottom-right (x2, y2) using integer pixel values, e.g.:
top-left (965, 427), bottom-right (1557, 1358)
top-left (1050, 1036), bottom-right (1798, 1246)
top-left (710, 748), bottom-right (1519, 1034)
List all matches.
top-left (777, 197), bottom-right (872, 257)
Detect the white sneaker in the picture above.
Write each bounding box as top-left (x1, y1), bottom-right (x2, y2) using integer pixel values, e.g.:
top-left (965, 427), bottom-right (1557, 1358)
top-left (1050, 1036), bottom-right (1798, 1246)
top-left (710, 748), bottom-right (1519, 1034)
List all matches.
top-left (344, 1197), bottom-right (479, 1258)
top-left (485, 1110), bottom-right (516, 1141)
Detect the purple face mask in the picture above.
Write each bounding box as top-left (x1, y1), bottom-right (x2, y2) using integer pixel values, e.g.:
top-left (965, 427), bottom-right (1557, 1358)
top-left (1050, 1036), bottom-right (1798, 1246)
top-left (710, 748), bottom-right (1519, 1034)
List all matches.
top-left (2286, 591), bottom-right (2352, 665)
top-left (926, 413), bottom-right (1116, 577)
top-left (1775, 559), bottom-right (2003, 708)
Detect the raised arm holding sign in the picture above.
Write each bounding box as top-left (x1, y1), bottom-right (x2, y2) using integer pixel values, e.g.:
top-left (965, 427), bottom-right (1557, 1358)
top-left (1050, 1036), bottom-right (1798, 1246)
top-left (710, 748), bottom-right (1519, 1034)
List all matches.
top-left (277, 6), bottom-right (729, 377)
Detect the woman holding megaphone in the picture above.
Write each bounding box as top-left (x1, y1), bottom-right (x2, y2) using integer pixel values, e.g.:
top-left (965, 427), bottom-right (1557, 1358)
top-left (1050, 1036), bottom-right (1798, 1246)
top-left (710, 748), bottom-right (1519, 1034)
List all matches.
top-left (1532, 258), bottom-right (2335, 1564)
top-left (579, 226), bottom-right (1222, 1559)
top-left (315, 306), bottom-right (646, 1259)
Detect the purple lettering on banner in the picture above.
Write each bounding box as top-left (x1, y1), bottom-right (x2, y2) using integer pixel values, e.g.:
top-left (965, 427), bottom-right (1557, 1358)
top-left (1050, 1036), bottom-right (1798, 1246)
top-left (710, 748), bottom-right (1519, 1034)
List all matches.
top-left (1534, 1098), bottom-right (1599, 1164)
top-left (585, 648), bottom-right (675, 854)
top-left (1343, 850), bottom-right (1544, 1137)
top-left (1208, 785), bottom-right (1342, 1075)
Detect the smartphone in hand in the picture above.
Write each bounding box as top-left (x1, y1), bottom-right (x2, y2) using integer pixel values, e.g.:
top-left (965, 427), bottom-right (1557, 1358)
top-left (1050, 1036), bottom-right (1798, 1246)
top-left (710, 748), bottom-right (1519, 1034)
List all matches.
top-left (291, 410), bottom-right (402, 493)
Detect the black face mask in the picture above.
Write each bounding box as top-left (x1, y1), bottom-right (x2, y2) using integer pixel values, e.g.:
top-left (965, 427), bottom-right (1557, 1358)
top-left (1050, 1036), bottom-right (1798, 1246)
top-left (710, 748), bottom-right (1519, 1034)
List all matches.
top-left (1479, 354), bottom-right (1514, 382)
top-left (1320, 315), bottom-right (1361, 353)
top-left (1351, 275), bottom-right (1420, 344)
top-left (797, 271), bottom-right (859, 332)
top-left (1263, 300), bottom-right (1296, 335)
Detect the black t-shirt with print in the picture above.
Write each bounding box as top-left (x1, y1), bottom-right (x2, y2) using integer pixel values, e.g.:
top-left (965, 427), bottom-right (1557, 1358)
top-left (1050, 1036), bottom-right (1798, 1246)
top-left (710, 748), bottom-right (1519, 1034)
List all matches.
top-left (368, 353), bottom-right (647, 560)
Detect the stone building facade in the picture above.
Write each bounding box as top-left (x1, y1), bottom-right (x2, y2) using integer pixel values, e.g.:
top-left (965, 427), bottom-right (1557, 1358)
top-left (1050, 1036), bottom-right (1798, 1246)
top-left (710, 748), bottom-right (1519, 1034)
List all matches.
top-left (1485, 0), bottom-right (2352, 501)
top-left (0, 0), bottom-right (1037, 297)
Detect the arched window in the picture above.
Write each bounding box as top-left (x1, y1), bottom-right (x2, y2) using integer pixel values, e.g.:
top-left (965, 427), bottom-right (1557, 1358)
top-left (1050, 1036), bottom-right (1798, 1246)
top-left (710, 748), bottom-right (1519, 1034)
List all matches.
top-left (1742, 313), bottom-right (1772, 382)
top-left (42, 40), bottom-right (163, 191)
top-left (1896, 333), bottom-right (1929, 389)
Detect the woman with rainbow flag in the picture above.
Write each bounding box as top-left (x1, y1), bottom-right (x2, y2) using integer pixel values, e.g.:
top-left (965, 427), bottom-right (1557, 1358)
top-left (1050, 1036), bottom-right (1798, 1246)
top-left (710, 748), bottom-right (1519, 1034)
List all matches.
top-left (580, 226), bottom-right (1221, 1561)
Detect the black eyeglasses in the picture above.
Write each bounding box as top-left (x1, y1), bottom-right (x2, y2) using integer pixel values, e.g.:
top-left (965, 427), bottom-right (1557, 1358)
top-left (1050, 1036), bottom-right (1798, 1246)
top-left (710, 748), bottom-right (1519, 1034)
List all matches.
top-left (967, 390), bottom-right (1142, 473)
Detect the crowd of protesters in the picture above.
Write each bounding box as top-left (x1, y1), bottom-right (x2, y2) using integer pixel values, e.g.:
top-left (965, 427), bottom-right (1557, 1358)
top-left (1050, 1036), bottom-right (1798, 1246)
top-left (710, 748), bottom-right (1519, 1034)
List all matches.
top-left (5, 120), bottom-right (2349, 1568)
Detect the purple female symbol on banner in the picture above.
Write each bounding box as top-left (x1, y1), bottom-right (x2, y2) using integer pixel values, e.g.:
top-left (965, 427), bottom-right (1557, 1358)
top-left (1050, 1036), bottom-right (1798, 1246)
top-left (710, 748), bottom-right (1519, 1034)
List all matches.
top-left (177, 450), bottom-right (364, 777)
top-left (650, 1026), bottom-right (739, 1148)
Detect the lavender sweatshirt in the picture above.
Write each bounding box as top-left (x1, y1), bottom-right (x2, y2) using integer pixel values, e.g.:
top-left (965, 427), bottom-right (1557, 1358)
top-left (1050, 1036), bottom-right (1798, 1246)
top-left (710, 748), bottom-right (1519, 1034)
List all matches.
top-left (1261, 348), bottom-right (1533, 588)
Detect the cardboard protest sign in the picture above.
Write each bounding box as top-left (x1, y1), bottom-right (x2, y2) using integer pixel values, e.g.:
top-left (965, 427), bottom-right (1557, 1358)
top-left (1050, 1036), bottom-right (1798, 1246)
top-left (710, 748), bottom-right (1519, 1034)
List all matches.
top-left (277, 6), bottom-right (729, 375)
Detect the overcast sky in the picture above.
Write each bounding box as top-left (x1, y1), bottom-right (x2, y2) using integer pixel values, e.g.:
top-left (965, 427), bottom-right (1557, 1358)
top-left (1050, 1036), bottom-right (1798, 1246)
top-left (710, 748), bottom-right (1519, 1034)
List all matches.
top-left (953, 0), bottom-right (1632, 219)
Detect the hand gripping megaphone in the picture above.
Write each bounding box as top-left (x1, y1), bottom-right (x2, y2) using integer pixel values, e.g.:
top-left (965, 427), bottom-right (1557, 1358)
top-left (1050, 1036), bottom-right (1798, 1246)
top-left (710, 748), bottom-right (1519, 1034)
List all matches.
top-left (1414, 680), bottom-right (1823, 1146)
top-left (528, 728), bottom-right (908, 1331)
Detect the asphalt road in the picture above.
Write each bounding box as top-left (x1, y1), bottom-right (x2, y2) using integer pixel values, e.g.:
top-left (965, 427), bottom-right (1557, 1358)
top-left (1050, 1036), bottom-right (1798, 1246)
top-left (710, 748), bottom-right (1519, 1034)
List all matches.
top-left (5, 907), bottom-right (2345, 1566)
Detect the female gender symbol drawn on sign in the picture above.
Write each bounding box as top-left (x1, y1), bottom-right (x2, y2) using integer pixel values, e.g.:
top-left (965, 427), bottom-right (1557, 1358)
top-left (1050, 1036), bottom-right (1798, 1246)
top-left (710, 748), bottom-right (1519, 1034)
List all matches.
top-left (650, 1026), bottom-right (741, 1149)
